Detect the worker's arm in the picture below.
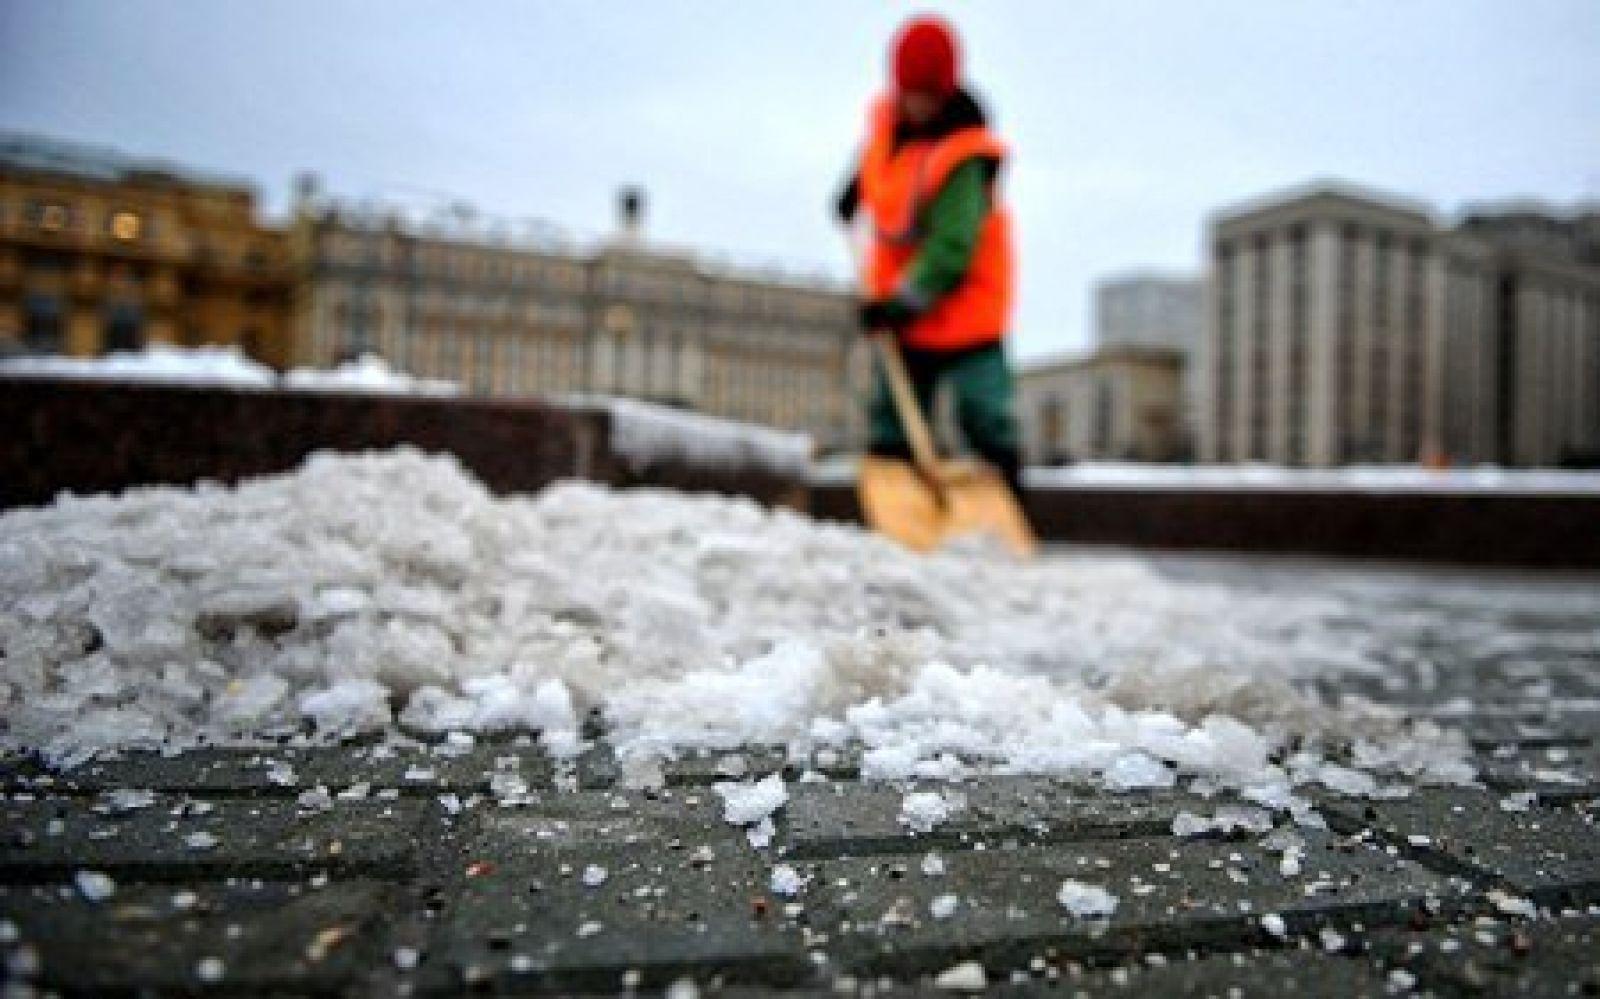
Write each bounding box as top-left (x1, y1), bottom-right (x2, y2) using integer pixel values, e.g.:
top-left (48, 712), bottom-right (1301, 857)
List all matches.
top-left (899, 157), bottom-right (991, 308)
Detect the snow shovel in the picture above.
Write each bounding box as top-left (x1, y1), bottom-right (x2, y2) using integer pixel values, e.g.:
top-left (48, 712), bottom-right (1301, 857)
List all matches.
top-left (857, 332), bottom-right (1037, 558)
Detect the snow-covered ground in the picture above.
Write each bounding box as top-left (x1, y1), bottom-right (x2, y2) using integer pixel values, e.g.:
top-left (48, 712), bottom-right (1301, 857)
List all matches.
top-left (0, 448), bottom-right (1498, 821)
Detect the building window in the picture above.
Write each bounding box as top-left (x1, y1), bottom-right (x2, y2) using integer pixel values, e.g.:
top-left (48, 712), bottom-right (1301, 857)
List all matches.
top-left (1041, 396), bottom-right (1064, 461)
top-left (109, 210), bottom-right (142, 242)
top-left (30, 201), bottom-right (71, 232)
top-left (23, 294), bottom-right (65, 353)
top-left (103, 302), bottom-right (144, 354)
top-left (1093, 378), bottom-right (1115, 455)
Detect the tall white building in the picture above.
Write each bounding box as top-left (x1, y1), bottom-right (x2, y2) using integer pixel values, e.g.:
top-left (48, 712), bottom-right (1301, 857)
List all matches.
top-left (1199, 182), bottom-right (1600, 468)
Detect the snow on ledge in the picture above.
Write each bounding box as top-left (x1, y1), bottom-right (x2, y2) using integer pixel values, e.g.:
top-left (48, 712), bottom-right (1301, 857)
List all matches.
top-left (1026, 462), bottom-right (1600, 496)
top-left (283, 354), bottom-right (460, 396)
top-left (568, 395), bottom-right (812, 475)
top-left (0, 344), bottom-right (277, 389)
top-left (0, 346), bottom-right (463, 397)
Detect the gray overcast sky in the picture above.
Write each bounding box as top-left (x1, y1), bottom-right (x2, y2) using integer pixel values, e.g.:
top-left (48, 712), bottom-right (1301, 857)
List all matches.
top-left (2, 1), bottom-right (1596, 360)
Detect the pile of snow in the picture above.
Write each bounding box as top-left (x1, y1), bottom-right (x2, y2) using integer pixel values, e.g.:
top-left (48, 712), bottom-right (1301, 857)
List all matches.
top-left (0, 449), bottom-right (1474, 809)
top-left (0, 345), bottom-right (276, 388)
top-left (283, 354), bottom-right (459, 396)
top-left (576, 395), bottom-right (812, 475)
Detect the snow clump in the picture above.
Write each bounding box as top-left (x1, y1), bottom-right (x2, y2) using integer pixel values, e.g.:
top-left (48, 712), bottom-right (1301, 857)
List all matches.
top-left (712, 774), bottom-right (788, 826)
top-left (899, 790), bottom-right (962, 834)
top-left (1056, 880), bottom-right (1118, 918)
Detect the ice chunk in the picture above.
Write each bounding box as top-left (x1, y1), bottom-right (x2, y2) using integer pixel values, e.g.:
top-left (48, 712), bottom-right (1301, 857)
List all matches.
top-left (1056, 880), bottom-right (1118, 918)
top-left (899, 790), bottom-right (962, 834)
top-left (75, 870), bottom-right (116, 902)
top-left (769, 863), bottom-right (805, 897)
top-left (299, 679), bottom-right (391, 734)
top-left (712, 774), bottom-right (787, 826)
top-left (933, 960), bottom-right (987, 992)
top-left (1170, 805), bottom-right (1273, 837)
top-left (1487, 890), bottom-right (1537, 917)
top-left (1103, 753), bottom-right (1175, 790)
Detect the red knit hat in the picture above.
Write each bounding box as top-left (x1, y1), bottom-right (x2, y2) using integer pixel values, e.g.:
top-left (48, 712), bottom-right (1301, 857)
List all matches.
top-left (891, 15), bottom-right (960, 97)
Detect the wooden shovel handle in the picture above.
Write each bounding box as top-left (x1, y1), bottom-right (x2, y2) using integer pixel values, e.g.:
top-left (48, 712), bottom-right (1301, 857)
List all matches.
top-left (872, 333), bottom-right (943, 482)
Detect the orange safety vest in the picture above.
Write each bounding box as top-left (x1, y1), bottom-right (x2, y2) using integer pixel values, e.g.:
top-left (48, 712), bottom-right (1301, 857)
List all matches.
top-left (857, 94), bottom-right (1015, 351)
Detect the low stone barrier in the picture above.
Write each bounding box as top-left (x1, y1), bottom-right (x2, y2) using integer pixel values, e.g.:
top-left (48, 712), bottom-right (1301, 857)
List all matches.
top-left (0, 377), bottom-right (806, 510)
top-left (812, 482), bottom-right (1600, 568)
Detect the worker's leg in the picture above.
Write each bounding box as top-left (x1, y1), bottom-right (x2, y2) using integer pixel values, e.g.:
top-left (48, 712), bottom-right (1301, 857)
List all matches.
top-left (867, 346), bottom-right (941, 458)
top-left (949, 342), bottom-right (1024, 498)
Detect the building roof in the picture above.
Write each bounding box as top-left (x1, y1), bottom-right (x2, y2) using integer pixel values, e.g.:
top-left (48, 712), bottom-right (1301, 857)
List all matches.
top-left (1020, 345), bottom-right (1185, 380)
top-left (0, 131), bottom-right (254, 195)
top-left (1094, 270), bottom-right (1202, 291)
top-left (1209, 178), bottom-right (1436, 232)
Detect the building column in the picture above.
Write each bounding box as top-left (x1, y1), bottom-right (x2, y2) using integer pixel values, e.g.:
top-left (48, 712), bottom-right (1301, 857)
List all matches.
top-left (66, 308), bottom-right (100, 356)
top-left (1267, 234), bottom-right (1293, 464)
top-left (1350, 234), bottom-right (1376, 458)
top-left (1306, 224), bottom-right (1340, 467)
top-left (1233, 240), bottom-right (1258, 461)
top-left (1420, 250), bottom-right (1449, 463)
top-left (1383, 241), bottom-right (1409, 462)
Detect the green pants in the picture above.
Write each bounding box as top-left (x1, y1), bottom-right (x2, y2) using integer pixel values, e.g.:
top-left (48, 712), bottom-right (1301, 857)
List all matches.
top-left (868, 341), bottom-right (1021, 479)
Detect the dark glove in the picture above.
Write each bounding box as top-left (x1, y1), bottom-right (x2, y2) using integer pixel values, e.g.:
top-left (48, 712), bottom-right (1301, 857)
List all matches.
top-left (858, 296), bottom-right (919, 335)
top-left (835, 174), bottom-right (860, 225)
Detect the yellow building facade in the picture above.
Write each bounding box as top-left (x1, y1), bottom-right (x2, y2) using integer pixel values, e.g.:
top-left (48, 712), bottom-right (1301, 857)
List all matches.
top-left (0, 135), bottom-right (292, 366)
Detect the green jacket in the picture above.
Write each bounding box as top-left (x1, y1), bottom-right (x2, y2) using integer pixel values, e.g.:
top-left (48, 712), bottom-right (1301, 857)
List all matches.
top-left (900, 158), bottom-right (990, 309)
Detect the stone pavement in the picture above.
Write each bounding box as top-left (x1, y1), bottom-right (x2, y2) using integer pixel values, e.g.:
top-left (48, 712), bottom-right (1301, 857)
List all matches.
top-left (3, 556), bottom-right (1599, 996)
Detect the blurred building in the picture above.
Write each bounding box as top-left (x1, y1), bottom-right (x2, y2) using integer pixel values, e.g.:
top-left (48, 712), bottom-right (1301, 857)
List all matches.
top-left (1018, 346), bottom-right (1185, 464)
top-left (1199, 182), bottom-right (1600, 468)
top-left (1094, 271), bottom-right (1203, 444)
top-left (0, 134), bottom-right (293, 365)
top-left (1450, 205), bottom-right (1600, 466)
top-left (0, 134), bottom-right (867, 452)
top-left (292, 184), bottom-right (866, 452)
top-left (1094, 273), bottom-right (1203, 353)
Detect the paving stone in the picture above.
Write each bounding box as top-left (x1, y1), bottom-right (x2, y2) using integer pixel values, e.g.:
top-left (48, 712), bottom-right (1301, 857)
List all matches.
top-left (994, 949), bottom-right (1400, 997)
top-left (1, 743), bottom-right (560, 798)
top-left (430, 788), bottom-right (813, 992)
top-left (0, 794), bottom-right (426, 881)
top-left (798, 826), bottom-right (1459, 977)
top-left (1468, 712), bottom-right (1600, 749)
top-left (785, 779), bottom-right (1201, 860)
top-left (1318, 787), bottom-right (1600, 906)
top-left (1478, 742), bottom-right (1600, 801)
top-left (0, 879), bottom-right (392, 995)
top-left (1375, 915), bottom-right (1600, 997)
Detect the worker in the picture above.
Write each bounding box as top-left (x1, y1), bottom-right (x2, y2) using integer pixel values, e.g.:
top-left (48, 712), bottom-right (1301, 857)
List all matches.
top-left (837, 14), bottom-right (1022, 498)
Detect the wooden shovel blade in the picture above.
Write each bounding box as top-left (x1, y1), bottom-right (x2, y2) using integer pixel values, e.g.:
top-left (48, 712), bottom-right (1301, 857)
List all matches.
top-left (856, 455), bottom-right (1038, 558)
